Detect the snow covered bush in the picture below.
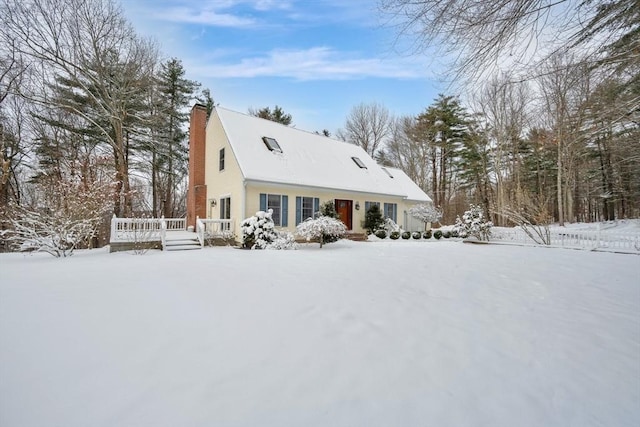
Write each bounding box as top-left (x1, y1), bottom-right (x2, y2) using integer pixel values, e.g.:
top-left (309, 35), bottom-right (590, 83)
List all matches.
top-left (454, 204), bottom-right (493, 241)
top-left (375, 230), bottom-right (387, 239)
top-left (412, 231), bottom-right (421, 239)
top-left (408, 203), bottom-right (442, 229)
top-left (240, 210), bottom-right (278, 249)
top-left (382, 217), bottom-right (401, 233)
top-left (266, 231), bottom-right (298, 250)
top-left (434, 230), bottom-right (443, 239)
top-left (401, 231), bottom-right (411, 239)
top-left (318, 200), bottom-right (339, 219)
top-left (390, 231), bottom-right (400, 240)
top-left (423, 230), bottom-right (432, 239)
top-left (1, 181), bottom-right (113, 257)
top-left (296, 215), bottom-right (346, 248)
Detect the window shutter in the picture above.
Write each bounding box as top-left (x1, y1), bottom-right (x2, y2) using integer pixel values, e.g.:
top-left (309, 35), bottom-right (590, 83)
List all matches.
top-left (296, 197), bottom-right (302, 225)
top-left (282, 195), bottom-right (289, 227)
top-left (259, 193), bottom-right (267, 212)
top-left (314, 198), bottom-right (320, 216)
top-left (365, 201), bottom-right (371, 212)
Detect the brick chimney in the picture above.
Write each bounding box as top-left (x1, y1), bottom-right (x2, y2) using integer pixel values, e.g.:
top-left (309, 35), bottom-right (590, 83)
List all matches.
top-left (187, 104), bottom-right (208, 228)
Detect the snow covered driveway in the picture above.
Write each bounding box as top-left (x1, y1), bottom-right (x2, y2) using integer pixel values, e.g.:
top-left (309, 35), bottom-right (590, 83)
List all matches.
top-left (1, 241), bottom-right (638, 426)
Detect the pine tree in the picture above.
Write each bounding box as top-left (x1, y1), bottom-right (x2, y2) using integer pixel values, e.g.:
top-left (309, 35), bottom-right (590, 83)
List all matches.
top-left (248, 105), bottom-right (293, 126)
top-left (152, 58), bottom-right (199, 218)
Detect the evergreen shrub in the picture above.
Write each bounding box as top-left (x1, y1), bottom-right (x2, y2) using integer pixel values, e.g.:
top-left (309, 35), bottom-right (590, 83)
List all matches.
top-left (412, 231), bottom-right (421, 239)
top-left (401, 231), bottom-right (411, 239)
top-left (375, 230), bottom-right (387, 239)
top-left (434, 230), bottom-right (443, 240)
top-left (423, 230), bottom-right (432, 239)
top-left (390, 231), bottom-right (400, 240)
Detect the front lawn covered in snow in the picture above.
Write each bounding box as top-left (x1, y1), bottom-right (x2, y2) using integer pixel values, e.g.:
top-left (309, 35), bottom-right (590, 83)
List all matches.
top-left (1, 240), bottom-right (638, 426)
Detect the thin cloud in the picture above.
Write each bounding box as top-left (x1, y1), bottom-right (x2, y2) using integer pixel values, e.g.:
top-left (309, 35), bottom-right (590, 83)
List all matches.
top-left (189, 47), bottom-right (427, 81)
top-left (151, 0), bottom-right (294, 27)
top-left (153, 6), bottom-right (256, 27)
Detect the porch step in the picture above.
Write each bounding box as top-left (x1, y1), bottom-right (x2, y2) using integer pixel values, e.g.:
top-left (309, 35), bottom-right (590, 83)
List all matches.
top-left (344, 232), bottom-right (368, 242)
top-left (164, 237), bottom-right (201, 251)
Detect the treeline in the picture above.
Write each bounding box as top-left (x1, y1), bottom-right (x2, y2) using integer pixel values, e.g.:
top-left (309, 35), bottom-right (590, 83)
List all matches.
top-left (339, 70), bottom-right (639, 225)
top-left (338, 0), bottom-right (639, 225)
top-left (0, 0), bottom-right (213, 230)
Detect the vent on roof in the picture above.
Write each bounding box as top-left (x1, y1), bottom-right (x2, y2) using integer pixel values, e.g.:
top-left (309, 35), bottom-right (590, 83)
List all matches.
top-left (262, 136), bottom-right (282, 153)
top-left (352, 157), bottom-right (367, 169)
top-left (382, 167), bottom-right (394, 178)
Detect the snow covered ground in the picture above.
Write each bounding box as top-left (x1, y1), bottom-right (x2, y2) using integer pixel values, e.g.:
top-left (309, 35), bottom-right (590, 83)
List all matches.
top-left (1, 238), bottom-right (639, 426)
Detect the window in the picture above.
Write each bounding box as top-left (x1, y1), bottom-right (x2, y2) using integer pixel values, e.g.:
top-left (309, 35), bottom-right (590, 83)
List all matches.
top-left (381, 167), bottom-right (394, 178)
top-left (220, 197), bottom-right (231, 230)
top-left (364, 201), bottom-right (380, 213)
top-left (219, 148), bottom-right (225, 171)
top-left (220, 197), bottom-right (230, 219)
top-left (384, 203), bottom-right (398, 222)
top-left (296, 196), bottom-right (320, 225)
top-left (259, 193), bottom-right (288, 226)
top-left (351, 156), bottom-right (367, 169)
top-left (262, 137), bottom-right (282, 153)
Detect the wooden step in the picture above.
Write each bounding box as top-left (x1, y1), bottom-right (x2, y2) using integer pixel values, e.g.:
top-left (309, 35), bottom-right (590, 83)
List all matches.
top-left (164, 238), bottom-right (201, 251)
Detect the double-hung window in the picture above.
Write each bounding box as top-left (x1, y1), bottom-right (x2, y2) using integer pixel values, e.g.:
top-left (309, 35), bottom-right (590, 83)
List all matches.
top-left (383, 203), bottom-right (398, 223)
top-left (259, 193), bottom-right (289, 227)
top-left (364, 201), bottom-right (380, 213)
top-left (295, 196), bottom-right (320, 225)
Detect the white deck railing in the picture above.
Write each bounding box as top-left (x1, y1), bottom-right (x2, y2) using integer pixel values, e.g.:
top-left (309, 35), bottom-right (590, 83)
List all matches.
top-left (110, 216), bottom-right (165, 243)
top-left (491, 228), bottom-right (640, 254)
top-left (196, 217), bottom-right (235, 241)
top-left (110, 216), bottom-right (234, 245)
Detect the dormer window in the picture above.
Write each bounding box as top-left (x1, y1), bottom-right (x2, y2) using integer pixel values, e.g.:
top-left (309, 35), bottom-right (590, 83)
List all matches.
top-left (352, 157), bottom-right (367, 169)
top-left (382, 167), bottom-right (394, 178)
top-left (263, 136), bottom-right (282, 153)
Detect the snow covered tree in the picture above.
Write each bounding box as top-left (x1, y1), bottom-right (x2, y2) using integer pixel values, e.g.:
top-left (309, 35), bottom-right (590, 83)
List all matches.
top-left (296, 216), bottom-right (346, 248)
top-left (409, 203), bottom-right (442, 230)
top-left (453, 204), bottom-right (493, 241)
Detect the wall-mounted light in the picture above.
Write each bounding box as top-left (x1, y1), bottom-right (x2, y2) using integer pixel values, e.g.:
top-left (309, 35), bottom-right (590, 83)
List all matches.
top-left (355, 201), bottom-right (360, 210)
top-left (210, 199), bottom-right (217, 207)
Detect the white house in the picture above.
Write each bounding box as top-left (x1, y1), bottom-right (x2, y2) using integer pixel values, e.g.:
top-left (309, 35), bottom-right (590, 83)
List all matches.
top-left (187, 105), bottom-right (431, 235)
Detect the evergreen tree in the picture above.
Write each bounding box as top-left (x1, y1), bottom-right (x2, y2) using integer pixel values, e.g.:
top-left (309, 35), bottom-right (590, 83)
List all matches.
top-left (364, 204), bottom-right (384, 233)
top-left (153, 58), bottom-right (199, 217)
top-left (248, 105), bottom-right (292, 126)
top-left (318, 200), bottom-right (339, 219)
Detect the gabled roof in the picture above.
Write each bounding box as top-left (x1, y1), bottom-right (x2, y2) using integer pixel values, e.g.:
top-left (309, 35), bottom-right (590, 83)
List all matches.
top-left (213, 107), bottom-right (431, 202)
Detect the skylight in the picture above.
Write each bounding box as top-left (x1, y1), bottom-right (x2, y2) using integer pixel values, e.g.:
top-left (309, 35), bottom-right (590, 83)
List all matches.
top-left (382, 167), bottom-right (394, 178)
top-left (352, 157), bottom-right (367, 169)
top-left (262, 136), bottom-right (282, 153)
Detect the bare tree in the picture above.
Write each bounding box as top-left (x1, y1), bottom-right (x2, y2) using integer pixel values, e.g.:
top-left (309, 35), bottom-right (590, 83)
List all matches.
top-left (379, 0), bottom-right (639, 82)
top-left (338, 102), bottom-right (391, 158)
top-left (470, 74), bottom-right (530, 224)
top-left (2, 0), bottom-right (158, 217)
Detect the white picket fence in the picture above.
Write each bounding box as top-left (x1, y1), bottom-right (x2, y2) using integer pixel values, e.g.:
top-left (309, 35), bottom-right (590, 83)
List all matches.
top-left (491, 227), bottom-right (640, 254)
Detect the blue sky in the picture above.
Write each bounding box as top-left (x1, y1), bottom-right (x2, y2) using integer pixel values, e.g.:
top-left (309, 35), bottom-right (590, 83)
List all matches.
top-left (122, 0), bottom-right (447, 134)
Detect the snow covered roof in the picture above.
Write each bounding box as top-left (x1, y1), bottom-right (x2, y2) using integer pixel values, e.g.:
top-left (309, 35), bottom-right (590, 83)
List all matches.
top-left (213, 107), bottom-right (432, 202)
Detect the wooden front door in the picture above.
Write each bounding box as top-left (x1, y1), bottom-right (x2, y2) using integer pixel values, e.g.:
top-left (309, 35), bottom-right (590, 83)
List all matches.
top-left (335, 199), bottom-right (353, 230)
